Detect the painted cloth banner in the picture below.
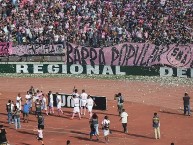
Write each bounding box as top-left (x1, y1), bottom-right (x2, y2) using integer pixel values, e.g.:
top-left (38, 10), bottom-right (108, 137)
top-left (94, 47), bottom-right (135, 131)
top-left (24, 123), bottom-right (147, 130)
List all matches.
top-left (66, 43), bottom-right (193, 68)
top-left (11, 43), bottom-right (65, 56)
top-left (0, 42), bottom-right (12, 56)
top-left (1, 42), bottom-right (193, 68)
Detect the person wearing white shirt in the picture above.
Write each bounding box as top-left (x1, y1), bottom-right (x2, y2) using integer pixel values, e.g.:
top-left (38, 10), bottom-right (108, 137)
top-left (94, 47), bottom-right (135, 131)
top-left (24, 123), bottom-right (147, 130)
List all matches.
top-left (80, 89), bottom-right (88, 115)
top-left (86, 95), bottom-right (94, 119)
top-left (16, 93), bottom-right (22, 111)
top-left (71, 93), bottom-right (81, 120)
top-left (56, 93), bottom-right (63, 116)
top-left (25, 91), bottom-right (32, 112)
top-left (41, 94), bottom-right (48, 115)
top-left (25, 91), bottom-right (31, 103)
top-left (101, 116), bottom-right (110, 143)
top-left (72, 88), bottom-right (79, 98)
top-left (48, 91), bottom-right (54, 114)
top-left (120, 109), bottom-right (128, 133)
top-left (54, 33), bottom-right (59, 43)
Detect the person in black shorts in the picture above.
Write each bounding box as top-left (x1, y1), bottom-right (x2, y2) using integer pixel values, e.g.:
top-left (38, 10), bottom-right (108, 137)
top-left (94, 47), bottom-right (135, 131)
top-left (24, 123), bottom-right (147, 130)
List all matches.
top-left (37, 114), bottom-right (44, 130)
top-left (0, 124), bottom-right (8, 145)
top-left (66, 140), bottom-right (71, 145)
top-left (35, 99), bottom-right (42, 117)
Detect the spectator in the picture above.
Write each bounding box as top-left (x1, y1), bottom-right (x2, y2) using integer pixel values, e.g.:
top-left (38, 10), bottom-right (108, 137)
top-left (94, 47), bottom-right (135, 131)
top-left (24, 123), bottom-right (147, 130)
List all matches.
top-left (0, 0), bottom-right (192, 47)
top-left (6, 100), bottom-right (12, 124)
top-left (152, 112), bottom-right (160, 139)
top-left (23, 102), bottom-right (30, 123)
top-left (13, 105), bottom-right (21, 130)
top-left (116, 93), bottom-right (124, 116)
top-left (120, 109), bottom-right (128, 133)
top-left (66, 140), bottom-right (71, 145)
top-left (0, 124), bottom-right (8, 145)
top-left (90, 113), bottom-right (99, 137)
top-left (183, 92), bottom-right (191, 116)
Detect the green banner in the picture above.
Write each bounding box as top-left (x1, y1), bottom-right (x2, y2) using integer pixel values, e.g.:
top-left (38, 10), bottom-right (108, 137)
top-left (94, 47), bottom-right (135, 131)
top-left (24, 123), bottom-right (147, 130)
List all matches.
top-left (0, 63), bottom-right (159, 76)
top-left (0, 63), bottom-right (192, 78)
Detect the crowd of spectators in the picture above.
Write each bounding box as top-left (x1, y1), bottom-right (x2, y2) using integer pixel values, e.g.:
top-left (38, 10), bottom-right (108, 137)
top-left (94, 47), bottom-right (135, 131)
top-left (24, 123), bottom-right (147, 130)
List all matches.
top-left (0, 0), bottom-right (193, 47)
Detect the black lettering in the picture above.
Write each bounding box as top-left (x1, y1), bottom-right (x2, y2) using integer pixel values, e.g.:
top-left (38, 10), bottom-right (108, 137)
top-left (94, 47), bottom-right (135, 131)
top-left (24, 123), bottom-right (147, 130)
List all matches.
top-left (111, 47), bottom-right (119, 65)
top-left (44, 44), bottom-right (50, 54)
top-left (125, 44), bottom-right (135, 65)
top-left (90, 48), bottom-right (97, 65)
top-left (67, 43), bottom-right (74, 64)
top-left (74, 46), bottom-right (81, 64)
top-left (140, 44), bottom-right (149, 66)
top-left (49, 44), bottom-right (55, 54)
top-left (175, 50), bottom-right (183, 61)
top-left (118, 44), bottom-right (129, 66)
top-left (28, 44), bottom-right (35, 55)
top-left (55, 44), bottom-right (64, 54)
top-left (181, 54), bottom-right (187, 64)
top-left (171, 47), bottom-right (179, 56)
top-left (99, 48), bottom-right (105, 65)
top-left (151, 45), bottom-right (170, 63)
top-left (190, 60), bottom-right (193, 68)
top-left (146, 45), bottom-right (159, 66)
top-left (133, 45), bottom-right (143, 65)
top-left (81, 47), bottom-right (89, 65)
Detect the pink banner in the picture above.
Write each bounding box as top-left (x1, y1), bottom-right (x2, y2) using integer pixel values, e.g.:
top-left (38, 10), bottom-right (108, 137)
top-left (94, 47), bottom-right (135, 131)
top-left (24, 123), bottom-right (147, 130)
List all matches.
top-left (0, 42), bottom-right (12, 56)
top-left (1, 42), bottom-right (193, 68)
top-left (66, 43), bottom-right (193, 68)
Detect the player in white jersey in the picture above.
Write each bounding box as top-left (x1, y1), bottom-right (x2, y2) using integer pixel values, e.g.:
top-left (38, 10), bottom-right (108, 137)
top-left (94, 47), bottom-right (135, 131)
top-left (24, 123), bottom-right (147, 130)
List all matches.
top-left (25, 91), bottom-right (31, 101)
top-left (16, 93), bottom-right (22, 111)
top-left (72, 87), bottom-right (79, 98)
top-left (56, 92), bottom-right (63, 116)
top-left (41, 94), bottom-right (48, 115)
top-left (25, 91), bottom-right (32, 111)
top-left (71, 93), bottom-right (81, 120)
top-left (37, 90), bottom-right (43, 100)
top-left (80, 89), bottom-right (88, 115)
top-left (86, 95), bottom-right (94, 119)
top-left (48, 91), bottom-right (54, 114)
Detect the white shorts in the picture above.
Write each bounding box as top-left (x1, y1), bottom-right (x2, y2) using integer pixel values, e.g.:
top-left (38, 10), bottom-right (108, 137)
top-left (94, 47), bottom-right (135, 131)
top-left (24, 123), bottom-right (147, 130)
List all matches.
top-left (33, 97), bottom-right (36, 103)
top-left (81, 100), bottom-right (87, 107)
top-left (103, 129), bottom-right (110, 136)
top-left (42, 105), bottom-right (47, 110)
top-left (73, 106), bottom-right (80, 113)
top-left (87, 106), bottom-right (93, 112)
top-left (57, 102), bottom-right (61, 109)
top-left (49, 102), bottom-right (54, 108)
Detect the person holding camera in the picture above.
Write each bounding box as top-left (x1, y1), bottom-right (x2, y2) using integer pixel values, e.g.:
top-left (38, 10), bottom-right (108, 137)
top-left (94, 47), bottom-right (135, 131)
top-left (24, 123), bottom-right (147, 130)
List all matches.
top-left (115, 93), bottom-right (124, 116)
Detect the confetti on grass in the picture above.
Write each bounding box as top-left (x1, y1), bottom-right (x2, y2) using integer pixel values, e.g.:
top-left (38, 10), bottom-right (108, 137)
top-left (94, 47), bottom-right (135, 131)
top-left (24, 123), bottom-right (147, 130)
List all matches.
top-left (0, 73), bottom-right (193, 87)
